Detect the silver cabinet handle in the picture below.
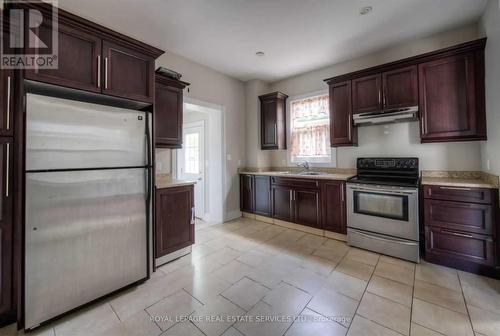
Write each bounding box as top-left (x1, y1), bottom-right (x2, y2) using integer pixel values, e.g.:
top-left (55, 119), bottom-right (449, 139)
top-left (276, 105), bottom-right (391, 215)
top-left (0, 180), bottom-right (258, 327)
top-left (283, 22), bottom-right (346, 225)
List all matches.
top-left (439, 186), bottom-right (472, 191)
top-left (6, 76), bottom-right (11, 131)
top-left (191, 207), bottom-right (195, 225)
top-left (5, 142), bottom-right (9, 197)
top-left (104, 57), bottom-right (109, 89)
top-left (351, 229), bottom-right (418, 246)
top-left (441, 229), bottom-right (473, 238)
top-left (97, 55), bottom-right (101, 88)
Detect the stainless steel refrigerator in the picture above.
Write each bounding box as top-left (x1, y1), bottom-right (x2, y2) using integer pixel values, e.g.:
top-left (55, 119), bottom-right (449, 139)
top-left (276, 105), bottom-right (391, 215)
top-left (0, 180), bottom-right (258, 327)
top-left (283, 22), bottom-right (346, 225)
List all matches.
top-left (25, 93), bottom-right (151, 329)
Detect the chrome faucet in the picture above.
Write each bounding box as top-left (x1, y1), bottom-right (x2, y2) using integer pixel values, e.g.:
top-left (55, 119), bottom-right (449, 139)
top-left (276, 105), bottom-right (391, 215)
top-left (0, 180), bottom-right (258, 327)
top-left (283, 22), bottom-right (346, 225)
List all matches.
top-left (297, 161), bottom-right (310, 171)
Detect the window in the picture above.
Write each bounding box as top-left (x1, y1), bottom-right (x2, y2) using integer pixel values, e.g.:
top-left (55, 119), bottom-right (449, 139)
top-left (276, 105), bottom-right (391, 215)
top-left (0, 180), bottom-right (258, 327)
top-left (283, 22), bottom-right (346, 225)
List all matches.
top-left (288, 92), bottom-right (334, 165)
top-left (184, 133), bottom-right (200, 174)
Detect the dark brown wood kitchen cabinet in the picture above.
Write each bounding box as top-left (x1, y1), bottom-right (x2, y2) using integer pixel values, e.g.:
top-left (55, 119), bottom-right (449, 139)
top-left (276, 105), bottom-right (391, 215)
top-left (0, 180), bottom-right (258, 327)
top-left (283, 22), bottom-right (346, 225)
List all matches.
top-left (419, 52), bottom-right (486, 142)
top-left (155, 73), bottom-right (190, 148)
top-left (271, 177), bottom-right (321, 228)
top-left (321, 181), bottom-right (346, 234)
top-left (382, 65), bottom-right (418, 110)
top-left (254, 175), bottom-right (271, 217)
top-left (271, 184), bottom-right (294, 222)
top-left (25, 20), bottom-right (102, 93)
top-left (240, 174), bottom-right (254, 213)
top-left (423, 185), bottom-right (498, 274)
top-left (329, 81), bottom-right (357, 146)
top-left (0, 138), bottom-right (13, 321)
top-left (155, 185), bottom-right (194, 258)
top-left (259, 92), bottom-right (288, 150)
top-left (352, 74), bottom-right (382, 114)
top-left (294, 189), bottom-right (321, 229)
top-left (102, 40), bottom-right (155, 102)
top-left (22, 3), bottom-right (163, 103)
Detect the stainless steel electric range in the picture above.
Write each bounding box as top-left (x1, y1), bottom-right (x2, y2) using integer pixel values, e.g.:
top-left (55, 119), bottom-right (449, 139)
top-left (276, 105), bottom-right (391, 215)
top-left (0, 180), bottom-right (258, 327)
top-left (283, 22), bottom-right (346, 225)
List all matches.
top-left (346, 158), bottom-right (420, 262)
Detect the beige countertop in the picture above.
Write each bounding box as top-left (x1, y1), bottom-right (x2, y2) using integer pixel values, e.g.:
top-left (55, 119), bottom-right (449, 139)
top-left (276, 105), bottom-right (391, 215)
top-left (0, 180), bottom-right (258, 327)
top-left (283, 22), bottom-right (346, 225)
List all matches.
top-left (420, 176), bottom-right (498, 189)
top-left (239, 171), bottom-right (356, 181)
top-left (156, 174), bottom-right (196, 189)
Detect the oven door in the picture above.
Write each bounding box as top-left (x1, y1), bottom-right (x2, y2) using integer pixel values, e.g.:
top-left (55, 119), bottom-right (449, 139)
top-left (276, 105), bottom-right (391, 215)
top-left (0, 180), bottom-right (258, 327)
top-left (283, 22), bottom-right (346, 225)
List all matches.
top-left (347, 183), bottom-right (419, 241)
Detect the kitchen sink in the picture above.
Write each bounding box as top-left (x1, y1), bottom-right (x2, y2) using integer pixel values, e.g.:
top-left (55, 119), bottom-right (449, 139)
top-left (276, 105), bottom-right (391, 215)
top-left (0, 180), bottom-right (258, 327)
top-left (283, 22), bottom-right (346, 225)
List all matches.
top-left (297, 171), bottom-right (328, 176)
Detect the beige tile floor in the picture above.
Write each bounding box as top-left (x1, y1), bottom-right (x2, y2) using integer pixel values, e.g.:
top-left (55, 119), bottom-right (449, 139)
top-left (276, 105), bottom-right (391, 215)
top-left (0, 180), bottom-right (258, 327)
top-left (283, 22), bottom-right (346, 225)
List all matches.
top-left (2, 216), bottom-right (500, 336)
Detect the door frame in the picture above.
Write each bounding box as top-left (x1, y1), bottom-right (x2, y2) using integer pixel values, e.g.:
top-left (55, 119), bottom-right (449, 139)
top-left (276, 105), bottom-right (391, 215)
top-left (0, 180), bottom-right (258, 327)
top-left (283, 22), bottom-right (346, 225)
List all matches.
top-left (178, 120), bottom-right (206, 218)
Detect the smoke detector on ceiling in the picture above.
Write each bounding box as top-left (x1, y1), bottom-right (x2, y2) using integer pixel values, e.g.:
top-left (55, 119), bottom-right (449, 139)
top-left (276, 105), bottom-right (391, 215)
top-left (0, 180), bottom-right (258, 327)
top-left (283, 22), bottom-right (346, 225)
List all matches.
top-left (360, 6), bottom-right (373, 15)
top-left (255, 51), bottom-right (265, 57)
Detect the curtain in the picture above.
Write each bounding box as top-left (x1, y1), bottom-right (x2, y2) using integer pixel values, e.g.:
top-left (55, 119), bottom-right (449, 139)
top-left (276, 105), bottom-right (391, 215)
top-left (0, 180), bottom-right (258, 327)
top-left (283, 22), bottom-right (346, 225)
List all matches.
top-left (290, 94), bottom-right (330, 162)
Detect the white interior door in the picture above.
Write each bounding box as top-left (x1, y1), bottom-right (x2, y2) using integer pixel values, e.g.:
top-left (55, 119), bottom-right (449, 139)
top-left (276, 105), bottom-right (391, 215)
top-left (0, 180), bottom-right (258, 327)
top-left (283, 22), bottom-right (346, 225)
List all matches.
top-left (178, 122), bottom-right (205, 218)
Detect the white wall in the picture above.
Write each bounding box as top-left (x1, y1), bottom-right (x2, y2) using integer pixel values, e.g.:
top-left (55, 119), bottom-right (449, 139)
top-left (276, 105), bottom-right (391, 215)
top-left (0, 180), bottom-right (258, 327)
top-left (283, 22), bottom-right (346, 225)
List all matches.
top-left (245, 80), bottom-right (272, 167)
top-left (155, 52), bottom-right (245, 219)
top-left (480, 0), bottom-right (500, 177)
top-left (267, 24), bottom-right (483, 170)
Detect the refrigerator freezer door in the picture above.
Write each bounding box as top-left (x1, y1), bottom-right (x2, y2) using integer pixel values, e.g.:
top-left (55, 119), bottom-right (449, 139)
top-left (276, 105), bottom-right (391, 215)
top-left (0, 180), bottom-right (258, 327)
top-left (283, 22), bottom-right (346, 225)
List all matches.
top-left (26, 93), bottom-right (147, 171)
top-left (25, 168), bottom-right (148, 329)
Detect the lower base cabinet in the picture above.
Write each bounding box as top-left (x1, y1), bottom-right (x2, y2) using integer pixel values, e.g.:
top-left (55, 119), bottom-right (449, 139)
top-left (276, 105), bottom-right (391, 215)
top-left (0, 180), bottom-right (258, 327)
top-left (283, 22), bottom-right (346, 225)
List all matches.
top-left (423, 185), bottom-right (498, 275)
top-left (155, 185), bottom-right (194, 258)
top-left (240, 174), bottom-right (346, 234)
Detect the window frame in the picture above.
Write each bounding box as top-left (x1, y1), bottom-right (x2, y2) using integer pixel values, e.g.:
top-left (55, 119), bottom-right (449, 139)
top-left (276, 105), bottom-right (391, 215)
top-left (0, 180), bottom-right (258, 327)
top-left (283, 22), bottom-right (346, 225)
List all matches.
top-left (286, 89), bottom-right (337, 168)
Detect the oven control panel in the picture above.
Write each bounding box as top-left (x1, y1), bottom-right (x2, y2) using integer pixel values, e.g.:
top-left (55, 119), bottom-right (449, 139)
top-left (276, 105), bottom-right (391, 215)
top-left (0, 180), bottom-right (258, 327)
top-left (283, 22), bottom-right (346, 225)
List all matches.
top-left (357, 158), bottom-right (419, 170)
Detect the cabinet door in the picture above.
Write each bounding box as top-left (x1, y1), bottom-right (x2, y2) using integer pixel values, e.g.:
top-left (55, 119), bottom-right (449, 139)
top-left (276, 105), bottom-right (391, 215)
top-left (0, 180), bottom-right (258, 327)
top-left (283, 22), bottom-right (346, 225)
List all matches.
top-left (322, 181), bottom-right (346, 234)
top-left (102, 40), bottom-right (154, 103)
top-left (25, 20), bottom-right (101, 93)
top-left (240, 175), bottom-right (254, 213)
top-left (425, 226), bottom-right (494, 266)
top-left (155, 186), bottom-right (194, 258)
top-left (352, 74), bottom-right (382, 114)
top-left (261, 99), bottom-right (278, 149)
top-left (254, 175), bottom-right (271, 217)
top-left (329, 81), bottom-right (356, 146)
top-left (0, 139), bottom-right (13, 316)
top-left (419, 53), bottom-right (484, 142)
top-left (155, 82), bottom-right (183, 148)
top-left (294, 189), bottom-right (321, 229)
top-left (382, 65), bottom-right (418, 110)
top-left (272, 185), bottom-right (293, 222)
top-left (424, 199), bottom-right (492, 235)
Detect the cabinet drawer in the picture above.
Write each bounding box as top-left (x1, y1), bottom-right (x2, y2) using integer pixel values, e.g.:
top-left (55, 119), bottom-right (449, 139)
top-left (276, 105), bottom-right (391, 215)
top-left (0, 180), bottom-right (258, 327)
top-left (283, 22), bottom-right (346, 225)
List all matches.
top-left (423, 185), bottom-right (493, 204)
top-left (425, 226), bottom-right (495, 266)
top-left (271, 177), bottom-right (319, 189)
top-left (424, 199), bottom-right (493, 235)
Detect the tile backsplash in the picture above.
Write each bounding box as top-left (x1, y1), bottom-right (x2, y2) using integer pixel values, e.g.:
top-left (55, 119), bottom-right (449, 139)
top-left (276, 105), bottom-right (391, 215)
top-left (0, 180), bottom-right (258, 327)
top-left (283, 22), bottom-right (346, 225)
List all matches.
top-left (155, 148), bottom-right (172, 174)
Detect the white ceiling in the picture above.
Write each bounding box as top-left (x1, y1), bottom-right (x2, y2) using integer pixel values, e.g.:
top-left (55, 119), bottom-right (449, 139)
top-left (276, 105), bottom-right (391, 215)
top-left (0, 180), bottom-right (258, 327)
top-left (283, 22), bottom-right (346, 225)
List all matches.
top-left (58, 0), bottom-right (488, 82)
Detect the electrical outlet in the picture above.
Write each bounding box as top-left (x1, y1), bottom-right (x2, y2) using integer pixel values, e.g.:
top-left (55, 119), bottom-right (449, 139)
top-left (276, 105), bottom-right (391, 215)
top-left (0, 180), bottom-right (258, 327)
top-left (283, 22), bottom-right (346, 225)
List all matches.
top-left (487, 159), bottom-right (491, 171)
top-left (227, 154), bottom-right (232, 161)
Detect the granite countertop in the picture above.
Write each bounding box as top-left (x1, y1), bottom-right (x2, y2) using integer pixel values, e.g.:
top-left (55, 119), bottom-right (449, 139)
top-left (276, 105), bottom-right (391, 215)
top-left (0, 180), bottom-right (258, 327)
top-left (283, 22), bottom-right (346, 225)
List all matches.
top-left (239, 171), bottom-right (356, 181)
top-left (156, 174), bottom-right (196, 189)
top-left (420, 171), bottom-right (499, 189)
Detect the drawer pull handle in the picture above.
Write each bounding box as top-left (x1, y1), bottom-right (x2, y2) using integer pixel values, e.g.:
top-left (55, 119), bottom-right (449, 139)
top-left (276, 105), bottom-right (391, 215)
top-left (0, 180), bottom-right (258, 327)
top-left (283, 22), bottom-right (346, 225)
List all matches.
top-left (441, 229), bottom-right (473, 238)
top-left (439, 186), bottom-right (472, 191)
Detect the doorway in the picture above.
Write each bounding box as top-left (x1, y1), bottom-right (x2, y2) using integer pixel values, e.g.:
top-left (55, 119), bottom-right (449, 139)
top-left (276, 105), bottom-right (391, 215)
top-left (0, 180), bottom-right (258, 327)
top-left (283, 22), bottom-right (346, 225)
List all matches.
top-left (178, 121), bottom-right (205, 218)
top-left (175, 98), bottom-right (225, 225)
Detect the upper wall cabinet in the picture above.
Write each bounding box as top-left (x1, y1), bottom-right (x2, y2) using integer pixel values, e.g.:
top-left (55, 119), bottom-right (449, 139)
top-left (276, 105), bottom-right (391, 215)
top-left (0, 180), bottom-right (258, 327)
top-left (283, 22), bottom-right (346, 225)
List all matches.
top-left (21, 3), bottom-right (163, 103)
top-left (324, 38), bottom-right (486, 144)
top-left (259, 92), bottom-right (288, 150)
top-left (329, 81), bottom-right (357, 146)
top-left (382, 65), bottom-right (418, 110)
top-left (419, 52), bottom-right (486, 143)
top-left (155, 73), bottom-right (190, 148)
top-left (352, 74), bottom-right (382, 114)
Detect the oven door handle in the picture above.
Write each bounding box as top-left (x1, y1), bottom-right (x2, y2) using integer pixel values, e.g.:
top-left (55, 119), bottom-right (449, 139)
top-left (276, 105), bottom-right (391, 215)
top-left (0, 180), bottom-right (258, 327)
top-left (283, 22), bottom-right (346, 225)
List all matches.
top-left (351, 229), bottom-right (418, 246)
top-left (349, 185), bottom-right (417, 195)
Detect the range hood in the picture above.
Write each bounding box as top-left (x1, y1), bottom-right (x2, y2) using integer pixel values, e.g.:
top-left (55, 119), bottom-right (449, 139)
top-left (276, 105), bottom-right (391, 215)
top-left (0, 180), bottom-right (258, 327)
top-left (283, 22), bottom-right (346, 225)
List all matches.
top-left (353, 106), bottom-right (418, 126)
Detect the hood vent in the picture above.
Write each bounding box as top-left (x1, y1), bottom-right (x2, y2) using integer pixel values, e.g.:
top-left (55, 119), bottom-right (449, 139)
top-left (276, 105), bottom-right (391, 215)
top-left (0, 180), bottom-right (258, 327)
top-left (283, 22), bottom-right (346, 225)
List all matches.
top-left (353, 106), bottom-right (418, 126)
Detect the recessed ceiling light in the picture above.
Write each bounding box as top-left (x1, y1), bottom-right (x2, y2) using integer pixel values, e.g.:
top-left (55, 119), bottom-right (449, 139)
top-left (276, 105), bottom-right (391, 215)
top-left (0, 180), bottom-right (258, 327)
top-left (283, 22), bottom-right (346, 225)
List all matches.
top-left (360, 6), bottom-right (373, 15)
top-left (255, 51), bottom-right (265, 57)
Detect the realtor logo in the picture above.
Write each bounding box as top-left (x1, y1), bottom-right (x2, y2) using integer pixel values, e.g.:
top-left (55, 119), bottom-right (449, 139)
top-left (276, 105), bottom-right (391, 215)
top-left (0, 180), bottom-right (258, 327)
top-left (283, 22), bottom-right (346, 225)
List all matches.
top-left (1, 0), bottom-right (59, 69)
